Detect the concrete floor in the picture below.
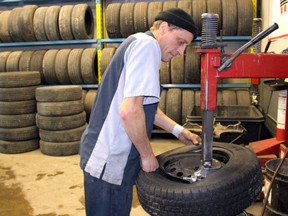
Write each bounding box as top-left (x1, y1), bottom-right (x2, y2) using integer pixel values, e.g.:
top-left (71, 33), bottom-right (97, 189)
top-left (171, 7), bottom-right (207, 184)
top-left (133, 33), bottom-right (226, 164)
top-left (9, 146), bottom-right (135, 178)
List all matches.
top-left (0, 138), bottom-right (264, 216)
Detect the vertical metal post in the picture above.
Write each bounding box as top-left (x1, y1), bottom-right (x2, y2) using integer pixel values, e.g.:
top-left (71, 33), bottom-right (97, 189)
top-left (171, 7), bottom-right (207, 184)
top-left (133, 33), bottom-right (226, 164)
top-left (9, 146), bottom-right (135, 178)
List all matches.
top-left (96, 0), bottom-right (103, 83)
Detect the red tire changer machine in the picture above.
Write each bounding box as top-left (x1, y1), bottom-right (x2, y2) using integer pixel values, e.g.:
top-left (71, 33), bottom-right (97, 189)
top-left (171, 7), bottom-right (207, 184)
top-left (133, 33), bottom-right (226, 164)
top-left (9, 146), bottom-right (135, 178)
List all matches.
top-left (195, 13), bottom-right (287, 178)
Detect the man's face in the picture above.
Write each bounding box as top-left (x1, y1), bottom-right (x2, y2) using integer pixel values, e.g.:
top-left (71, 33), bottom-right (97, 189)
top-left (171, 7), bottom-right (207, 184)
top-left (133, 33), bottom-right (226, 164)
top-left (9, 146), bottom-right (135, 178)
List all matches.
top-left (158, 22), bottom-right (194, 62)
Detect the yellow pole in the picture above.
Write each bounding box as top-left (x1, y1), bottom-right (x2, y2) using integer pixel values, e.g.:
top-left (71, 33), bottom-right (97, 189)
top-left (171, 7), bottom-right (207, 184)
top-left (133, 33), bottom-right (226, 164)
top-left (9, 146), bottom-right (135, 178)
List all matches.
top-left (96, 0), bottom-right (103, 83)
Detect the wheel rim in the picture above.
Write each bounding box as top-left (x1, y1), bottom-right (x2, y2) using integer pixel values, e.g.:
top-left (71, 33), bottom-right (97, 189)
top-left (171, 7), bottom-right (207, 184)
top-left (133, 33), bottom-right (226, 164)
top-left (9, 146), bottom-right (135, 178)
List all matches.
top-left (159, 148), bottom-right (229, 183)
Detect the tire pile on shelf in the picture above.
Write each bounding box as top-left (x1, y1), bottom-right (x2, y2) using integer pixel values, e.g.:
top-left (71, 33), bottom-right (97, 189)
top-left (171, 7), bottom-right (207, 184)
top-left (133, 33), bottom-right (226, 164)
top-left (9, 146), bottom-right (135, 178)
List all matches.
top-left (106, 0), bottom-right (253, 38)
top-left (0, 3), bottom-right (94, 42)
top-left (100, 46), bottom-right (200, 84)
top-left (159, 88), bottom-right (251, 125)
top-left (0, 48), bottom-right (98, 84)
top-left (0, 71), bottom-right (41, 154)
top-left (36, 86), bottom-right (87, 156)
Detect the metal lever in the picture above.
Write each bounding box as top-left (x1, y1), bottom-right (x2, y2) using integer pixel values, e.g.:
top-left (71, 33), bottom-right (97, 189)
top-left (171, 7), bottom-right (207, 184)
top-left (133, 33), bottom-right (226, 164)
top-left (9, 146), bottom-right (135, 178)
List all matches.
top-left (217, 23), bottom-right (279, 72)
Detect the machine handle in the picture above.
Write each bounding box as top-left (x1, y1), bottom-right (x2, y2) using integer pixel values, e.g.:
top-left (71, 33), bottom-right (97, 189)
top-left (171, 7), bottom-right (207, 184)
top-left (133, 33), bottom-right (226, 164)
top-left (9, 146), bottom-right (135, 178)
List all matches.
top-left (217, 23), bottom-right (279, 72)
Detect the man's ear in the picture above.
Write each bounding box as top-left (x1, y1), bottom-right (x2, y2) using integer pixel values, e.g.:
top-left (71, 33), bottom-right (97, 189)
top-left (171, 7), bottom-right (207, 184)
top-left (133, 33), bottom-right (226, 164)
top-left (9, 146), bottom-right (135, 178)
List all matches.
top-left (159, 21), bottom-right (169, 34)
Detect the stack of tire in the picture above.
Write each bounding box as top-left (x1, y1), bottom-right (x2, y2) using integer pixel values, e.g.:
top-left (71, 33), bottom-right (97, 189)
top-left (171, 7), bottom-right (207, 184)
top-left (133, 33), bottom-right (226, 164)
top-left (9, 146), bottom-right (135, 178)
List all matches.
top-left (36, 86), bottom-right (87, 156)
top-left (0, 4), bottom-right (94, 42)
top-left (106, 0), bottom-right (253, 38)
top-left (0, 48), bottom-right (98, 85)
top-left (0, 71), bottom-right (40, 154)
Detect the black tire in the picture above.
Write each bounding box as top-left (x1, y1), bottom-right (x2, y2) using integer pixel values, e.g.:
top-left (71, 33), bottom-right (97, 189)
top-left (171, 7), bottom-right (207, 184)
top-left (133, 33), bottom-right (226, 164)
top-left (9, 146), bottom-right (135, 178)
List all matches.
top-left (207, 0), bottom-right (222, 34)
top-left (0, 11), bottom-right (13, 42)
top-left (222, 89), bottom-right (237, 105)
top-left (19, 5), bottom-right (38, 41)
top-left (171, 55), bottom-right (184, 84)
top-left (184, 45), bottom-right (200, 84)
top-left (0, 125), bottom-right (38, 141)
top-left (166, 88), bottom-right (182, 124)
top-left (177, 1), bottom-right (192, 14)
top-left (136, 143), bottom-right (263, 216)
top-left (162, 1), bottom-right (177, 11)
top-left (35, 85), bottom-right (82, 102)
top-left (120, 3), bottom-right (135, 38)
top-left (158, 89), bottom-right (167, 114)
top-left (59, 5), bottom-right (74, 40)
top-left (33, 7), bottom-right (48, 41)
top-left (40, 139), bottom-right (79, 156)
top-left (55, 49), bottom-right (72, 84)
top-left (81, 48), bottom-right (98, 84)
top-left (71, 4), bottom-right (94, 39)
top-left (106, 3), bottom-right (122, 38)
top-left (36, 111), bottom-right (86, 131)
top-left (84, 89), bottom-right (97, 121)
top-left (44, 6), bottom-right (61, 41)
top-left (0, 139), bottom-right (39, 154)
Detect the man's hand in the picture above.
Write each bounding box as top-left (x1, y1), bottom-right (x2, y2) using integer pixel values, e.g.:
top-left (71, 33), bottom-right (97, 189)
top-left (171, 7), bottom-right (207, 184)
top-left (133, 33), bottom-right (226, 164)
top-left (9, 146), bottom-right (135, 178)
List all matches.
top-left (178, 128), bottom-right (201, 145)
top-left (140, 153), bottom-right (159, 172)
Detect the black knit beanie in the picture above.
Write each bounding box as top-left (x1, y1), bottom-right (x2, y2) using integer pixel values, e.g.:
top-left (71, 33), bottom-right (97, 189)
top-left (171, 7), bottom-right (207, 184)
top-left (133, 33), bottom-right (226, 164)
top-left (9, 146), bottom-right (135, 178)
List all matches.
top-left (155, 8), bottom-right (198, 40)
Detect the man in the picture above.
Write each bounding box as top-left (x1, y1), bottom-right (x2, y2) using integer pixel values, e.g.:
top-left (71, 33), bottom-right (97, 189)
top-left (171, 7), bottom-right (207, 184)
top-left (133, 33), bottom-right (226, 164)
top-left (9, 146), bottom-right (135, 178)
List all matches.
top-left (80, 7), bottom-right (201, 216)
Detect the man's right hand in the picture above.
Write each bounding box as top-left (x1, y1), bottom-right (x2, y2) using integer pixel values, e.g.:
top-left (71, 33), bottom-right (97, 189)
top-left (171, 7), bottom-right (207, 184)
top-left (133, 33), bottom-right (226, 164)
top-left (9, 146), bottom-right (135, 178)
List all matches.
top-left (140, 153), bottom-right (159, 172)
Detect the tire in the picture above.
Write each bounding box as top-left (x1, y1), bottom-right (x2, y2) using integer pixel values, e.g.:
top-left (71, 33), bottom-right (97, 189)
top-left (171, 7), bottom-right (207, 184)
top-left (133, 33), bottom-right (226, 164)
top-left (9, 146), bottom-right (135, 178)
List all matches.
top-left (0, 51), bottom-right (11, 72)
top-left (192, 0), bottom-right (207, 35)
top-left (0, 71), bottom-right (40, 88)
top-left (106, 3), bottom-right (122, 38)
top-left (133, 2), bottom-right (149, 33)
top-left (147, 2), bottom-right (163, 28)
top-left (171, 55), bottom-right (184, 84)
top-left (29, 50), bottom-right (47, 83)
top-left (0, 100), bottom-right (36, 115)
top-left (120, 3), bottom-right (135, 38)
top-left (160, 61), bottom-right (170, 84)
top-left (166, 88), bottom-right (182, 124)
top-left (184, 45), bottom-right (200, 84)
top-left (236, 0), bottom-right (253, 36)
top-left (0, 113), bottom-right (35, 128)
top-left (0, 139), bottom-right (39, 154)
top-left (33, 7), bottom-right (48, 41)
top-left (40, 139), bottom-right (80, 156)
top-left (71, 4), bottom-right (94, 39)
top-left (59, 5), bottom-right (74, 40)
top-left (42, 49), bottom-right (59, 84)
top-left (6, 51), bottom-right (23, 72)
top-left (222, 89), bottom-right (237, 105)
top-left (84, 89), bottom-right (97, 121)
top-left (68, 48), bottom-right (85, 84)
top-left (36, 111), bottom-right (86, 131)
top-left (222, 0), bottom-right (238, 36)
top-left (35, 86), bottom-right (82, 102)
top-left (19, 5), bottom-right (38, 41)
top-left (207, 0), bottom-right (222, 34)
top-left (39, 124), bottom-right (86, 143)
top-left (37, 100), bottom-right (84, 116)
top-left (182, 89), bottom-right (194, 125)
top-left (177, 1), bottom-right (192, 14)
top-left (236, 89), bottom-right (251, 105)
top-left (19, 50), bottom-right (35, 71)
top-left (136, 143), bottom-right (263, 216)
top-left (0, 125), bottom-right (38, 141)
top-left (162, 1), bottom-right (177, 11)
top-left (0, 11), bottom-right (13, 42)
top-left (8, 7), bottom-right (23, 42)
top-left (81, 48), bottom-right (98, 84)
top-left (55, 49), bottom-right (72, 84)
top-left (100, 47), bottom-right (116, 76)
top-left (0, 86), bottom-right (37, 101)
top-left (44, 6), bottom-right (61, 41)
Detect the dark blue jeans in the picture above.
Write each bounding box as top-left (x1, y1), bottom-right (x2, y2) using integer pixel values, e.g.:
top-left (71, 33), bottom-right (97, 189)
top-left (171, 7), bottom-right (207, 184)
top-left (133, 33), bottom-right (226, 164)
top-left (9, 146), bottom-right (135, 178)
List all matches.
top-left (84, 171), bottom-right (133, 216)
